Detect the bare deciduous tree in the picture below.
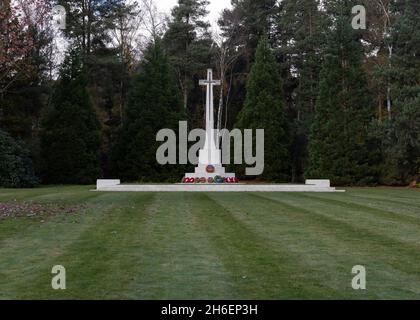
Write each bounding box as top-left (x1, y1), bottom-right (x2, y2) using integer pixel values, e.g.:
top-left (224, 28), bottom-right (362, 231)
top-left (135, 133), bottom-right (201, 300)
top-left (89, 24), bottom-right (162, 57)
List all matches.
top-left (212, 31), bottom-right (241, 143)
top-left (363, 0), bottom-right (395, 120)
top-left (140, 0), bottom-right (167, 42)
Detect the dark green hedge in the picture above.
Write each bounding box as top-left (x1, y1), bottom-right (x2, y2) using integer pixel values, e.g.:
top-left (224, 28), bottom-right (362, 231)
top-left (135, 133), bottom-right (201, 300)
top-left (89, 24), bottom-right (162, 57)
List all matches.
top-left (0, 130), bottom-right (39, 188)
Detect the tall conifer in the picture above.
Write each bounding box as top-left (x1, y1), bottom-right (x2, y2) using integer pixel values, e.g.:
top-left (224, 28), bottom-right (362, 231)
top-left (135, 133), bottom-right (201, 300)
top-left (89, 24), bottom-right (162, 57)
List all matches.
top-left (237, 37), bottom-right (290, 181)
top-left (306, 4), bottom-right (375, 185)
top-left (380, 0), bottom-right (420, 184)
top-left (111, 41), bottom-right (184, 182)
top-left (40, 51), bottom-right (101, 184)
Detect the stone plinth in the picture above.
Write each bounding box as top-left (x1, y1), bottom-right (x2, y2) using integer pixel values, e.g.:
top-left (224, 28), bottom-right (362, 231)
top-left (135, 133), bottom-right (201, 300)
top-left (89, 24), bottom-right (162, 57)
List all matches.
top-left (185, 164), bottom-right (235, 179)
top-left (95, 180), bottom-right (344, 193)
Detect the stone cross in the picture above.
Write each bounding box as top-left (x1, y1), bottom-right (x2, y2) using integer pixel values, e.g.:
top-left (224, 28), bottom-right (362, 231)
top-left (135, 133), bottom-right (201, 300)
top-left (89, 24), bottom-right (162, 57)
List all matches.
top-left (199, 69), bottom-right (221, 164)
top-left (183, 68), bottom-right (235, 180)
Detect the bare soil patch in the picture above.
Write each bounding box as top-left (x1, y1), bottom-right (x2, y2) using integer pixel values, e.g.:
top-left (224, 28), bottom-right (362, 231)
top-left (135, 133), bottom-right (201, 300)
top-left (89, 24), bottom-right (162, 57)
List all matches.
top-left (0, 201), bottom-right (84, 220)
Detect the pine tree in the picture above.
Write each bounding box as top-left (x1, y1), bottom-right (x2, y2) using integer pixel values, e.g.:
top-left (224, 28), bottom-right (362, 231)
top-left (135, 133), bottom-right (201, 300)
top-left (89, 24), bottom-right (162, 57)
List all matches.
top-left (163, 0), bottom-right (212, 111)
top-left (306, 4), bottom-right (376, 185)
top-left (236, 37), bottom-right (290, 181)
top-left (380, 0), bottom-right (420, 184)
top-left (276, 0), bottom-right (326, 181)
top-left (110, 40), bottom-right (184, 182)
top-left (57, 0), bottom-right (126, 57)
top-left (217, 0), bottom-right (278, 131)
top-left (40, 51), bottom-right (101, 184)
top-left (57, 0), bottom-right (140, 176)
top-left (220, 0), bottom-right (277, 68)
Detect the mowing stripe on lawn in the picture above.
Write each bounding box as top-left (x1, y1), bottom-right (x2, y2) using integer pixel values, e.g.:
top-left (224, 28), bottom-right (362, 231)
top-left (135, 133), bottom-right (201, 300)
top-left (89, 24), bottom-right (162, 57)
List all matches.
top-left (0, 186), bottom-right (98, 204)
top-left (250, 193), bottom-right (420, 298)
top-left (121, 193), bottom-right (236, 300)
top-left (348, 188), bottom-right (420, 203)
top-left (2, 188), bottom-right (420, 299)
top-left (8, 192), bottom-right (236, 299)
top-left (292, 193), bottom-right (420, 227)
top-left (20, 192), bottom-right (154, 300)
top-left (283, 192), bottom-right (420, 249)
top-left (254, 193), bottom-right (420, 279)
top-left (208, 192), bottom-right (377, 299)
top-left (0, 192), bottom-right (142, 299)
top-left (188, 193), bottom-right (345, 299)
top-left (253, 194), bottom-right (420, 272)
top-left (0, 186), bottom-right (87, 202)
top-left (344, 192), bottom-right (420, 208)
top-left (306, 192), bottom-right (420, 217)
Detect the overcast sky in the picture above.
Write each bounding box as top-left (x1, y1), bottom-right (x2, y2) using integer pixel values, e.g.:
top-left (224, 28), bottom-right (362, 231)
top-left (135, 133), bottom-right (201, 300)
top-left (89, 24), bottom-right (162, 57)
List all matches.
top-left (156, 0), bottom-right (232, 28)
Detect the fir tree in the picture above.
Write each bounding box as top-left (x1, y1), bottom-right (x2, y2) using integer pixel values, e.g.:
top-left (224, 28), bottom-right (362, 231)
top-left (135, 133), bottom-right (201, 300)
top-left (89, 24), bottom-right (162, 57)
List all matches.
top-left (277, 0), bottom-right (327, 181)
top-left (163, 0), bottom-right (212, 111)
top-left (220, 0), bottom-right (277, 67)
top-left (110, 41), bottom-right (184, 182)
top-left (380, 0), bottom-right (420, 184)
top-left (236, 37), bottom-right (290, 181)
top-left (217, 0), bottom-right (278, 132)
top-left (306, 6), bottom-right (376, 185)
top-left (40, 51), bottom-right (101, 184)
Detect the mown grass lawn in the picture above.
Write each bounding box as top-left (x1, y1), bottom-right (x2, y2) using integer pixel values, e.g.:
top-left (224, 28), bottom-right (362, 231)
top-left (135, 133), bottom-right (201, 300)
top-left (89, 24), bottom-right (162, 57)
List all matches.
top-left (0, 186), bottom-right (419, 300)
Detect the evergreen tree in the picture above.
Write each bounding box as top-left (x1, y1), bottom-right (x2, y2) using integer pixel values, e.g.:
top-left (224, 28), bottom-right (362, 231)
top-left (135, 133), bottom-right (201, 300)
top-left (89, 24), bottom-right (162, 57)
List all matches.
top-left (40, 51), bottom-right (101, 184)
top-left (0, 129), bottom-right (39, 188)
top-left (306, 5), bottom-right (376, 185)
top-left (276, 0), bottom-right (326, 181)
top-left (0, 0), bottom-right (54, 165)
top-left (163, 0), bottom-right (212, 111)
top-left (220, 0), bottom-right (277, 68)
top-left (57, 0), bottom-right (126, 57)
top-left (110, 41), bottom-right (184, 182)
top-left (57, 0), bottom-right (140, 175)
top-left (236, 37), bottom-right (290, 181)
top-left (218, 0), bottom-right (278, 131)
top-left (379, 0), bottom-right (420, 184)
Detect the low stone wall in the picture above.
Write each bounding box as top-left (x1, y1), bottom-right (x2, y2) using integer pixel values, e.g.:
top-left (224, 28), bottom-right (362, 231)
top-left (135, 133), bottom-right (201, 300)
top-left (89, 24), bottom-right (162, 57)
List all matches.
top-left (95, 180), bottom-right (344, 193)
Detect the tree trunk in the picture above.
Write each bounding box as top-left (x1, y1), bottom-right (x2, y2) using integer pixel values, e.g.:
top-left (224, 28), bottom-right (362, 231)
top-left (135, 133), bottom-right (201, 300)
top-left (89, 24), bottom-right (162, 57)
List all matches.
top-left (379, 96), bottom-right (382, 121)
top-left (183, 88), bottom-right (188, 110)
top-left (217, 64), bottom-right (225, 145)
top-left (87, 0), bottom-right (92, 55)
top-left (224, 69), bottom-right (234, 130)
top-left (387, 45), bottom-right (393, 120)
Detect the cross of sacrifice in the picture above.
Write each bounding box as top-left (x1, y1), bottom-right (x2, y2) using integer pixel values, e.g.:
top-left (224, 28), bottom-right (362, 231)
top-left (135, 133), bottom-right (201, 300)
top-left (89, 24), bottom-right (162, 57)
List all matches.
top-left (199, 69), bottom-right (221, 164)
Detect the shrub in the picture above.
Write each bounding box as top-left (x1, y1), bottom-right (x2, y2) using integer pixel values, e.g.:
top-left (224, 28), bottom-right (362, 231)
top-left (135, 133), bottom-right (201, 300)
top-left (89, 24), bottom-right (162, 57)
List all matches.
top-left (0, 130), bottom-right (39, 188)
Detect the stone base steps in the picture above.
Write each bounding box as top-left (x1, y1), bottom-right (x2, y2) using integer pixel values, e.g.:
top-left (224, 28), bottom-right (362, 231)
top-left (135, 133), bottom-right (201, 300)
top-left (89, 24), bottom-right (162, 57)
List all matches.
top-left (95, 180), bottom-right (344, 193)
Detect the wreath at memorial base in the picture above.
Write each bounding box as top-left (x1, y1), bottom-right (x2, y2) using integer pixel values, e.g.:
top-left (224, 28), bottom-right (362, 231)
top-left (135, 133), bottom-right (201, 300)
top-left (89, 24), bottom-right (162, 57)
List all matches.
top-left (182, 177), bottom-right (239, 184)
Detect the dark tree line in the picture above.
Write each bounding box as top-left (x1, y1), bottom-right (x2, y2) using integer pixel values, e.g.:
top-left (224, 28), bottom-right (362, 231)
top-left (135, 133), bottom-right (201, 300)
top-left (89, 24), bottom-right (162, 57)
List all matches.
top-left (0, 0), bottom-right (418, 187)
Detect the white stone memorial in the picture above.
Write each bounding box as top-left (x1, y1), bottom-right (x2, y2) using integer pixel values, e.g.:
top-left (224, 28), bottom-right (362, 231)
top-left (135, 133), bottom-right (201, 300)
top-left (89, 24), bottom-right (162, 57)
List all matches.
top-left (94, 67), bottom-right (344, 193)
top-left (184, 69), bottom-right (235, 180)
top-left (95, 180), bottom-right (342, 192)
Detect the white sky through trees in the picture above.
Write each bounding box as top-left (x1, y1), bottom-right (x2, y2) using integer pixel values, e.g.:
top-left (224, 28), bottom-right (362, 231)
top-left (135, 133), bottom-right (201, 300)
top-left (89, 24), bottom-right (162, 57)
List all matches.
top-left (46, 0), bottom-right (232, 76)
top-left (156, 0), bottom-right (232, 28)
